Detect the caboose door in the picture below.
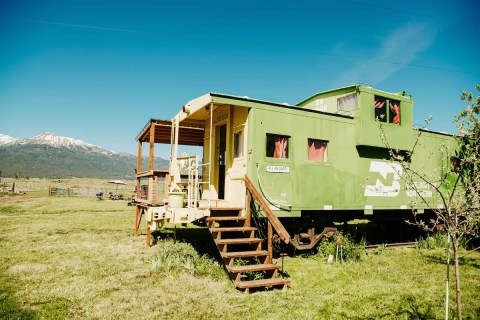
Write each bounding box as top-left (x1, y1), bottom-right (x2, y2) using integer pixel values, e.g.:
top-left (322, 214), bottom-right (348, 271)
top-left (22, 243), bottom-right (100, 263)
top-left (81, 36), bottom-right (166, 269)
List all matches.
top-left (217, 124), bottom-right (227, 199)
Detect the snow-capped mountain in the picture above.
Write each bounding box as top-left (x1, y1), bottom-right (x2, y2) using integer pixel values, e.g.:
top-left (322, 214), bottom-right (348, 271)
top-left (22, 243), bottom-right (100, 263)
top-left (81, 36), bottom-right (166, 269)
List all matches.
top-left (0, 132), bottom-right (168, 178)
top-left (2, 132), bottom-right (114, 155)
top-left (0, 134), bottom-right (17, 145)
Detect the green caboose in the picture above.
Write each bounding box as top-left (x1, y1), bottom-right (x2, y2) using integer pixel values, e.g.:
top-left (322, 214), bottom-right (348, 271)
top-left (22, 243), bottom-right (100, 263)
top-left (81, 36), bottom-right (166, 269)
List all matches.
top-left (134, 85), bottom-right (455, 290)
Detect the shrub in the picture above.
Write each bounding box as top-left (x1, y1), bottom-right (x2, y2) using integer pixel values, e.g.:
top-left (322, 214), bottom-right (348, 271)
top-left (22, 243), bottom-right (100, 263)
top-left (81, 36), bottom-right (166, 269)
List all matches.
top-left (417, 233), bottom-right (469, 250)
top-left (151, 240), bottom-right (224, 280)
top-left (315, 231), bottom-right (365, 262)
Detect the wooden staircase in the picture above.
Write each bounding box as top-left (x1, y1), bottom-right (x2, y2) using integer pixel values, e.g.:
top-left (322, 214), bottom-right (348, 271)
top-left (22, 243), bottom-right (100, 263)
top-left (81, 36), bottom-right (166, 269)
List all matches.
top-left (207, 208), bottom-right (290, 293)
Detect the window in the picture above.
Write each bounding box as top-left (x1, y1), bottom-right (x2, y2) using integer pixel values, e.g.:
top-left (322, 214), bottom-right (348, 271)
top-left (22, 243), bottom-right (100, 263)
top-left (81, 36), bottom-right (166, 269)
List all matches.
top-left (266, 134), bottom-right (289, 159)
top-left (233, 131), bottom-right (243, 158)
top-left (374, 96), bottom-right (387, 122)
top-left (389, 100), bottom-right (401, 124)
top-left (374, 96), bottom-right (401, 125)
top-left (337, 93), bottom-right (357, 112)
top-left (308, 139), bottom-right (328, 162)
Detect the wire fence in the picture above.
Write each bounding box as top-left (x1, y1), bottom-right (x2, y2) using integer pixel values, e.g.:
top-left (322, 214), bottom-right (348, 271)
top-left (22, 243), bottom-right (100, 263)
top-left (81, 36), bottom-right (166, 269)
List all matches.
top-left (0, 182), bottom-right (16, 194)
top-left (48, 186), bottom-right (135, 199)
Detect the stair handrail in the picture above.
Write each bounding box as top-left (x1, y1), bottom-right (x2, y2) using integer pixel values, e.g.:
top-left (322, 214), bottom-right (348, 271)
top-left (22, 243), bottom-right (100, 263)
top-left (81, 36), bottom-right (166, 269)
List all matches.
top-left (244, 175), bottom-right (291, 244)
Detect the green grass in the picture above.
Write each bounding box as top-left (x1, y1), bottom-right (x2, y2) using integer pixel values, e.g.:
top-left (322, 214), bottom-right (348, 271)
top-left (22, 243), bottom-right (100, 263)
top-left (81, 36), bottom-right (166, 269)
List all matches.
top-left (1, 194), bottom-right (479, 319)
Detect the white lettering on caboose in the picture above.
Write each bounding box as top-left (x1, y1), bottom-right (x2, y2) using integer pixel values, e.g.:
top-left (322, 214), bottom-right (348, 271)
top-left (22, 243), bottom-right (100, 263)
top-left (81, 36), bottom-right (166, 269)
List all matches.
top-left (364, 161), bottom-right (403, 197)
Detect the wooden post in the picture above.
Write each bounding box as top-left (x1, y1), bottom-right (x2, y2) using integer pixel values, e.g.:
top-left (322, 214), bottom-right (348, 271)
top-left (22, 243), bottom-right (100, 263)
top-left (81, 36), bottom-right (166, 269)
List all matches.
top-left (134, 206), bottom-right (140, 237)
top-left (146, 218), bottom-right (151, 247)
top-left (147, 177), bottom-right (152, 203)
top-left (268, 221), bottom-right (273, 263)
top-left (12, 183), bottom-right (15, 193)
top-left (136, 141), bottom-right (143, 200)
top-left (246, 191), bottom-right (252, 227)
top-left (136, 179), bottom-right (140, 199)
top-left (137, 141), bottom-right (142, 173)
top-left (148, 123), bottom-right (155, 171)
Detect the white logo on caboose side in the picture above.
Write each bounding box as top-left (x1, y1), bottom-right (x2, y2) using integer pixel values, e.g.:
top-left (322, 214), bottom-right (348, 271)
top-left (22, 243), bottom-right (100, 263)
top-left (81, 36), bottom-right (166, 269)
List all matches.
top-left (364, 161), bottom-right (403, 197)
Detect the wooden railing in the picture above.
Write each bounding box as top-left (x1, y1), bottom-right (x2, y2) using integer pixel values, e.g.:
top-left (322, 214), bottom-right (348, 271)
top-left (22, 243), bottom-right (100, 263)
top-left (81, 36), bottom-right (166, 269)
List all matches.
top-left (244, 175), bottom-right (291, 244)
top-left (135, 170), bottom-right (169, 205)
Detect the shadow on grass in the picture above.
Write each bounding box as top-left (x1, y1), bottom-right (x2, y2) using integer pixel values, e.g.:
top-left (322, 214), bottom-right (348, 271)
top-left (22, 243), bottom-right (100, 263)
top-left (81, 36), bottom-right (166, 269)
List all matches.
top-left (358, 295), bottom-right (437, 320)
top-left (0, 274), bottom-right (36, 320)
top-left (421, 253), bottom-right (448, 266)
top-left (421, 252), bottom-right (480, 269)
top-left (395, 295), bottom-right (436, 320)
top-left (461, 255), bottom-right (480, 269)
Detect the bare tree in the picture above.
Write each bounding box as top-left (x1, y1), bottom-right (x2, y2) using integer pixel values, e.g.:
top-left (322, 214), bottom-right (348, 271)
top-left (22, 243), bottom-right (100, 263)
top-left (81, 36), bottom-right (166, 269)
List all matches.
top-left (379, 85), bottom-right (480, 320)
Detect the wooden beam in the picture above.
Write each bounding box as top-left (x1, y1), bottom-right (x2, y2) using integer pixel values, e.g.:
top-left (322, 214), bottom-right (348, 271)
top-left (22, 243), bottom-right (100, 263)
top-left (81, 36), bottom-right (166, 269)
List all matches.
top-left (137, 141), bottom-right (142, 173)
top-left (148, 123), bottom-right (155, 171)
top-left (246, 191), bottom-right (252, 228)
top-left (136, 179), bottom-right (140, 199)
top-left (244, 175), bottom-right (291, 244)
top-left (146, 219), bottom-right (151, 247)
top-left (148, 177), bottom-right (153, 202)
top-left (134, 206), bottom-right (141, 237)
top-left (136, 170), bottom-right (169, 178)
top-left (268, 221), bottom-right (273, 263)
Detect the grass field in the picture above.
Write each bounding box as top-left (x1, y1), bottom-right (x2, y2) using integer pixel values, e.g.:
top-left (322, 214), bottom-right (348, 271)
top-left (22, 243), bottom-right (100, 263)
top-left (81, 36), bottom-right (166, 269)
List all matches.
top-left (0, 177), bottom-right (136, 197)
top-left (0, 191), bottom-right (479, 319)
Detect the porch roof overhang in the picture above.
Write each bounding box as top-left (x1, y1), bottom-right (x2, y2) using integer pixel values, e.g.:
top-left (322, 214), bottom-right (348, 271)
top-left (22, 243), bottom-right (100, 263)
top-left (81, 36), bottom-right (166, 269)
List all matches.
top-left (136, 118), bottom-right (205, 146)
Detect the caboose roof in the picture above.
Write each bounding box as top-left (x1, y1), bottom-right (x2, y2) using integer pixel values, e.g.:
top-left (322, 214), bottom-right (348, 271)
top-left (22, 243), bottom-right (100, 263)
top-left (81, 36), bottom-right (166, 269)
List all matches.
top-left (136, 118), bottom-right (205, 146)
top-left (179, 92), bottom-right (354, 123)
top-left (135, 90), bottom-right (356, 146)
top-left (296, 84), bottom-right (413, 107)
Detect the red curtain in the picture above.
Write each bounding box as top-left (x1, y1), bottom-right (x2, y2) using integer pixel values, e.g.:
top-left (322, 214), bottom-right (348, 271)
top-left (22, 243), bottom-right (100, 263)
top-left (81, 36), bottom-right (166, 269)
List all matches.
top-left (308, 140), bottom-right (326, 162)
top-left (390, 100), bottom-right (400, 124)
top-left (273, 137), bottom-right (288, 158)
top-left (374, 99), bottom-right (385, 109)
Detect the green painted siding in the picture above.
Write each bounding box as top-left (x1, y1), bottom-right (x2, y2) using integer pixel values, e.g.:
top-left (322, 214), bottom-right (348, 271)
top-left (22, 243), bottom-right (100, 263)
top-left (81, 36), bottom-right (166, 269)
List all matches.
top-left (241, 86), bottom-right (456, 216)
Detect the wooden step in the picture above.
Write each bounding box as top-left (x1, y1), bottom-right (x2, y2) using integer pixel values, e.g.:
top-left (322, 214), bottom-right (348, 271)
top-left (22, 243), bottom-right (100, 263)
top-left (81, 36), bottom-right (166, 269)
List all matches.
top-left (221, 250), bottom-right (268, 259)
top-left (215, 238), bottom-right (263, 245)
top-left (227, 263), bottom-right (280, 273)
top-left (206, 216), bottom-right (247, 222)
top-left (210, 227), bottom-right (256, 233)
top-left (209, 207), bottom-right (244, 212)
top-left (234, 278), bottom-right (290, 289)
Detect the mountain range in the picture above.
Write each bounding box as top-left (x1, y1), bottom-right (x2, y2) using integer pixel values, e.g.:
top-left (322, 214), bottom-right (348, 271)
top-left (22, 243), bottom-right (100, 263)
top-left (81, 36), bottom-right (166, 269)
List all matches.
top-left (0, 132), bottom-right (168, 179)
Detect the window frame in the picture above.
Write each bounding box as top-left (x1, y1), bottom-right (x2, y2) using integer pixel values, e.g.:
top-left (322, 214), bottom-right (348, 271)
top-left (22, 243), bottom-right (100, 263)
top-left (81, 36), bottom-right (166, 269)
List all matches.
top-left (233, 130), bottom-right (244, 159)
top-left (266, 133), bottom-right (290, 160)
top-left (374, 95), bottom-right (401, 125)
top-left (307, 138), bottom-right (328, 163)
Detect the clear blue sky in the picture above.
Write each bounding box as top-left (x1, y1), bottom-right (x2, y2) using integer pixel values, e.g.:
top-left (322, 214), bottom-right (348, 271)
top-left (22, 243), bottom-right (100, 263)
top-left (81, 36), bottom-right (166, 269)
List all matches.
top-left (1, 0), bottom-right (479, 156)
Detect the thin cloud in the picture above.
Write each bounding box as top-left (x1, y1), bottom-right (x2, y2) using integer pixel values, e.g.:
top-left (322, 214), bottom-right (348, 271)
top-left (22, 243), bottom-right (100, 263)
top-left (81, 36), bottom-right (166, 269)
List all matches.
top-left (336, 22), bottom-right (436, 85)
top-left (23, 19), bottom-right (154, 35)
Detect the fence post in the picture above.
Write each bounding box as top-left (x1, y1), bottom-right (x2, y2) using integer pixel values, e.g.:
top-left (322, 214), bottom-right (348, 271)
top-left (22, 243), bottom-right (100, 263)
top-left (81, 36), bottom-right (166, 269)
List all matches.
top-left (12, 183), bottom-right (15, 193)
